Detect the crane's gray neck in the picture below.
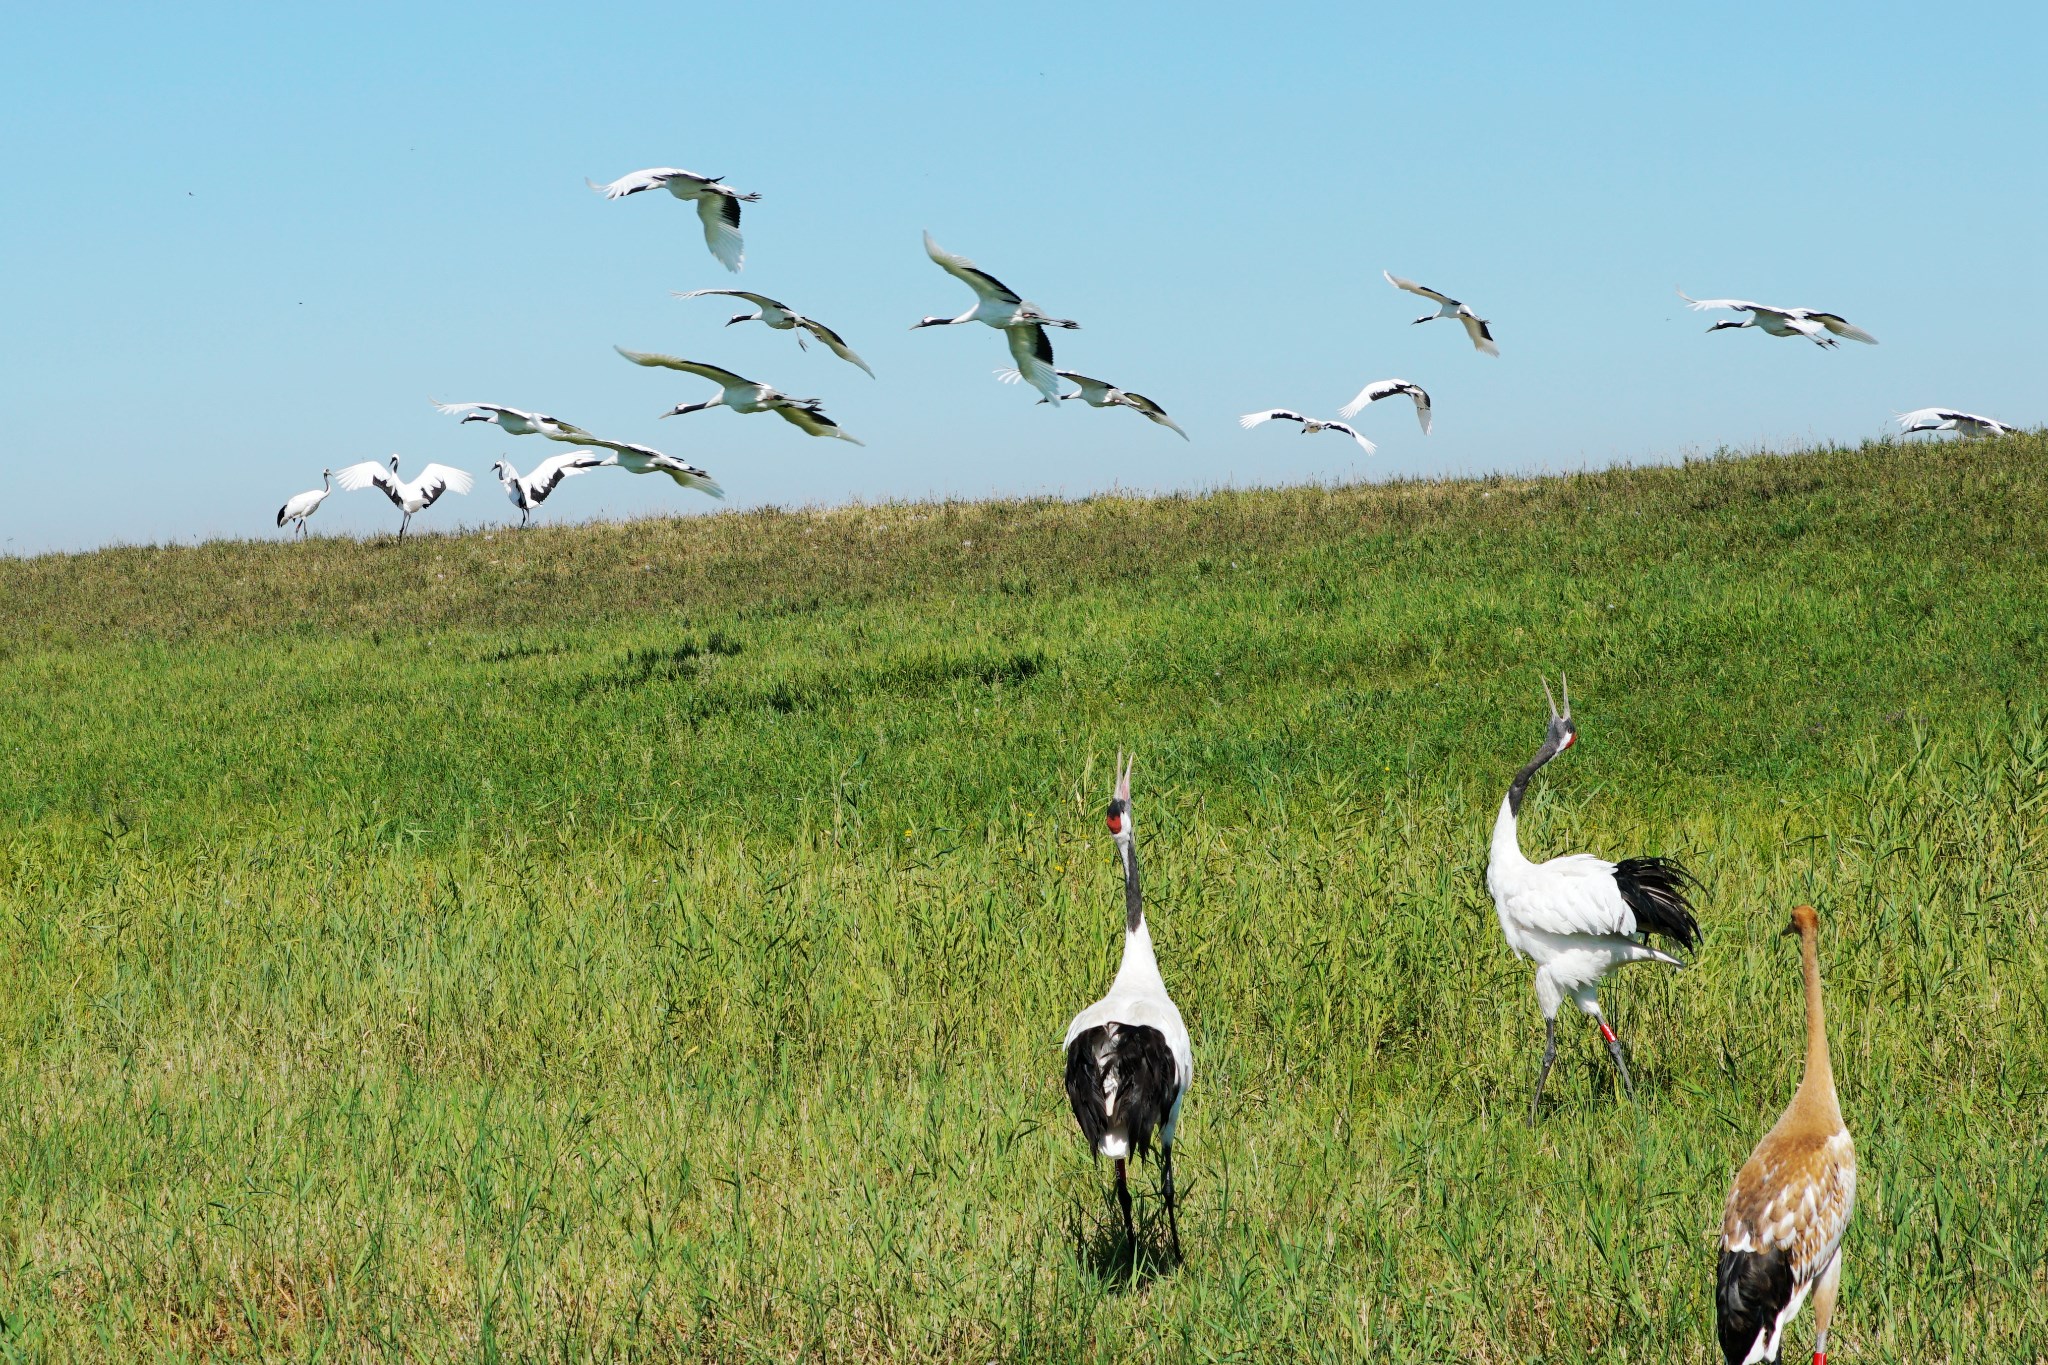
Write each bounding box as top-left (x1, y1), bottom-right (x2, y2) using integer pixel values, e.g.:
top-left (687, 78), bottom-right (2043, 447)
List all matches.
top-left (1120, 838), bottom-right (1142, 934)
top-left (1506, 740), bottom-right (1562, 817)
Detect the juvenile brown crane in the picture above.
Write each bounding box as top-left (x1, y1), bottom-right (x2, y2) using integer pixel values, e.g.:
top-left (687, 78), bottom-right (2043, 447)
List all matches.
top-left (1716, 905), bottom-right (1856, 1365)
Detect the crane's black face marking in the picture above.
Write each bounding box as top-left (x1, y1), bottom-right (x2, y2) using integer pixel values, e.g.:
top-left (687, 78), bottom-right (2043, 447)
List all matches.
top-left (1105, 798), bottom-right (1128, 834)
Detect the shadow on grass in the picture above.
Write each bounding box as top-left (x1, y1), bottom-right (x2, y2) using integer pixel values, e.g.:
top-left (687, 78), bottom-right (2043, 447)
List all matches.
top-left (1064, 1191), bottom-right (1184, 1290)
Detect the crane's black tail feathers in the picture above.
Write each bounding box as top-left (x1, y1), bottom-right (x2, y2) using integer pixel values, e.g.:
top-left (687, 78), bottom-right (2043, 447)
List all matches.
top-left (1614, 855), bottom-right (1702, 952)
top-left (1716, 1244), bottom-right (1793, 1365)
top-left (1064, 1023), bottom-right (1178, 1162)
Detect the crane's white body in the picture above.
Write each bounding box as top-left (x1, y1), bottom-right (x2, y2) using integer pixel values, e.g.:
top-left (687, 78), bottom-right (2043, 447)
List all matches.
top-left (674, 289), bottom-right (875, 376)
top-left (915, 231), bottom-right (1077, 401)
top-left (613, 349), bottom-right (864, 444)
top-left (1678, 291), bottom-right (1878, 347)
top-left (1896, 407), bottom-right (2016, 438)
top-left (276, 471), bottom-right (331, 535)
top-left (1338, 379), bottom-right (1433, 434)
top-left (434, 401), bottom-right (601, 445)
top-left (581, 438), bottom-right (725, 497)
top-left (587, 167), bottom-right (758, 272)
top-left (1488, 801), bottom-right (1683, 1019)
top-left (995, 368), bottom-right (1188, 438)
top-left (1062, 922), bottom-right (1194, 1158)
top-left (334, 456), bottom-right (473, 536)
top-left (493, 452), bottom-right (602, 525)
top-left (1384, 271), bottom-right (1499, 355)
top-left (1239, 408), bottom-right (1376, 453)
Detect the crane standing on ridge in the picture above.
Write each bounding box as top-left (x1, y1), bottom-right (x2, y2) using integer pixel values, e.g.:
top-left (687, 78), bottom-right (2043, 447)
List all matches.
top-left (1485, 675), bottom-right (1702, 1120)
top-left (1062, 755), bottom-right (1192, 1260)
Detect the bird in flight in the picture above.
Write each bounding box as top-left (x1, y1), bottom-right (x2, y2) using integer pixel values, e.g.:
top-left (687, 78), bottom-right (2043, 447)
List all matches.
top-left (1384, 272), bottom-right (1498, 355)
top-left (1338, 379), bottom-right (1433, 435)
top-left (1677, 291), bottom-right (1878, 347)
top-left (1238, 409), bottom-right (1376, 454)
top-left (913, 231), bottom-right (1078, 402)
top-left (673, 289), bottom-right (874, 376)
top-left (995, 368), bottom-right (1187, 439)
top-left (587, 167), bottom-right (761, 272)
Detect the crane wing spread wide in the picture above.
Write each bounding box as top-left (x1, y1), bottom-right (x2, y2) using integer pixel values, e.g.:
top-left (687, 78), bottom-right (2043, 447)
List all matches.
top-left (697, 196), bottom-right (745, 272)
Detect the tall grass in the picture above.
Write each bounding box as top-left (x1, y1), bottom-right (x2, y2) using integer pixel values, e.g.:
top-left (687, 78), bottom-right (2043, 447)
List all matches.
top-left (0, 436), bottom-right (2043, 1360)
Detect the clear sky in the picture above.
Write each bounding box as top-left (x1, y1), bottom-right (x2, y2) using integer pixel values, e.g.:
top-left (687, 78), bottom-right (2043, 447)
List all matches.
top-left (4, 2), bottom-right (2042, 554)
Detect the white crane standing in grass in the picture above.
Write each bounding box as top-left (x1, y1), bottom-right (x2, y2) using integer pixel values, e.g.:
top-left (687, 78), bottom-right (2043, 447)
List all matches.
top-left (912, 231), bottom-right (1079, 402)
top-left (492, 452), bottom-right (606, 527)
top-left (1717, 905), bottom-right (1855, 1365)
top-left (586, 168), bottom-right (760, 272)
top-left (994, 368), bottom-right (1188, 438)
top-left (613, 349), bottom-right (866, 445)
top-left (1338, 379), bottom-right (1433, 434)
top-left (1895, 407), bottom-right (2017, 439)
top-left (673, 290), bottom-right (875, 376)
top-left (580, 437), bottom-right (725, 498)
top-left (1384, 271), bottom-right (1499, 355)
top-left (1677, 291), bottom-right (1878, 347)
top-left (334, 455), bottom-right (474, 539)
top-left (1486, 675), bottom-right (1702, 1121)
top-left (433, 401), bottom-right (603, 445)
top-left (1063, 755), bottom-right (1191, 1259)
top-left (1238, 408), bottom-right (1376, 453)
top-left (276, 469), bottom-right (332, 536)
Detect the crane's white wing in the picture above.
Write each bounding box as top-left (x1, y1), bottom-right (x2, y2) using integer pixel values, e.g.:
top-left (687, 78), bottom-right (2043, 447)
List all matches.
top-left (432, 400), bottom-right (522, 419)
top-left (1239, 409), bottom-right (1307, 429)
top-left (924, 231), bottom-right (1024, 305)
top-left (538, 420), bottom-right (603, 446)
top-left (1004, 323), bottom-right (1062, 401)
top-left (1807, 312), bottom-right (1878, 345)
top-left (333, 460), bottom-right (400, 500)
top-left (1460, 312), bottom-right (1500, 356)
top-left (1055, 372), bottom-right (1115, 404)
top-left (1326, 421), bottom-right (1377, 454)
top-left (775, 405), bottom-right (864, 445)
top-left (1677, 289), bottom-right (1763, 314)
top-left (527, 451), bottom-right (603, 495)
top-left (651, 455), bottom-right (725, 496)
top-left (1339, 379), bottom-right (1431, 430)
top-left (1499, 854), bottom-right (1642, 938)
top-left (673, 288), bottom-right (781, 309)
top-left (795, 318), bottom-right (875, 377)
top-left (412, 463), bottom-right (474, 496)
top-left (587, 168), bottom-right (697, 199)
top-left (1895, 408), bottom-right (1948, 430)
top-left (613, 348), bottom-right (753, 388)
top-left (1121, 391), bottom-right (1189, 440)
top-left (695, 193), bottom-right (745, 272)
top-left (1384, 271), bottom-right (1455, 306)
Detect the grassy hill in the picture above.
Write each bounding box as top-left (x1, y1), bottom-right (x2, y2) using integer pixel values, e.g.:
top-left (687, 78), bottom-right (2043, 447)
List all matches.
top-left (2, 437), bottom-right (2044, 1361)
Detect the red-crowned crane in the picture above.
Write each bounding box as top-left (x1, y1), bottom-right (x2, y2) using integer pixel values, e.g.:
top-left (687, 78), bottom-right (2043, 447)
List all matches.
top-left (276, 469), bottom-right (332, 536)
top-left (586, 168), bottom-right (759, 272)
top-left (672, 289), bottom-right (875, 377)
top-left (1384, 271), bottom-right (1499, 355)
top-left (994, 368), bottom-right (1188, 438)
top-left (1338, 379), bottom-right (1433, 435)
top-left (432, 401), bottom-right (603, 445)
top-left (1238, 408), bottom-right (1376, 454)
top-left (1486, 675), bottom-right (1701, 1120)
top-left (1062, 755), bottom-right (1191, 1258)
top-left (1895, 407), bottom-right (2017, 439)
top-left (1677, 291), bottom-right (1878, 347)
top-left (1717, 905), bottom-right (1855, 1365)
top-left (492, 452), bottom-right (605, 527)
top-left (334, 455), bottom-right (473, 539)
top-left (912, 231), bottom-right (1078, 402)
top-left (612, 349), bottom-right (864, 445)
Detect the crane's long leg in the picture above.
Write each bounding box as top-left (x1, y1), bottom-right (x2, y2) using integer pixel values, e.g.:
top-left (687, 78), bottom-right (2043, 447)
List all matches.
top-left (1160, 1144), bottom-right (1182, 1261)
top-left (1594, 1009), bottom-right (1636, 1101)
top-left (1113, 1158), bottom-right (1133, 1247)
top-left (1811, 1247), bottom-right (1842, 1364)
top-left (1529, 1017), bottom-right (1559, 1124)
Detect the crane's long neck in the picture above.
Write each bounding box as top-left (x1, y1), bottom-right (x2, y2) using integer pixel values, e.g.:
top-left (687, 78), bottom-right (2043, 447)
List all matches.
top-left (1111, 835), bottom-right (1163, 991)
top-left (1505, 740), bottom-right (1560, 819)
top-left (1791, 925), bottom-right (1843, 1129)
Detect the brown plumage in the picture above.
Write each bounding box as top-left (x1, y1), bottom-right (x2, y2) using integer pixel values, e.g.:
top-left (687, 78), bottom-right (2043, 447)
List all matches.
top-left (1716, 905), bottom-right (1856, 1365)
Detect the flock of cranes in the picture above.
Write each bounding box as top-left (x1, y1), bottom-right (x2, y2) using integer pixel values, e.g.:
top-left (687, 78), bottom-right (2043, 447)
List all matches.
top-left (272, 159), bottom-right (2027, 542)
top-left (1084, 680), bottom-right (1851, 1365)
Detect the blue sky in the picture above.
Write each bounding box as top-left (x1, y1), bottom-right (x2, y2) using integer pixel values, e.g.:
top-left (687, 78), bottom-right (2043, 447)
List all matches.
top-left (4, 2), bottom-right (2041, 553)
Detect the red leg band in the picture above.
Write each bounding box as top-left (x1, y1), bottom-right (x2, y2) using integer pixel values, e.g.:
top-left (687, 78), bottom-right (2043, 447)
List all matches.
top-left (1597, 1019), bottom-right (1617, 1044)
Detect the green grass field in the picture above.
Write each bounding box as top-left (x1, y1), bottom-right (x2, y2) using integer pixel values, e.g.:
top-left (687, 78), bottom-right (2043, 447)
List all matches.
top-left (2, 436), bottom-right (2045, 1362)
